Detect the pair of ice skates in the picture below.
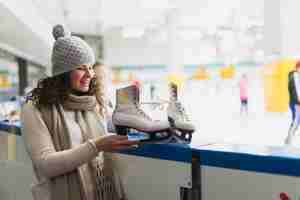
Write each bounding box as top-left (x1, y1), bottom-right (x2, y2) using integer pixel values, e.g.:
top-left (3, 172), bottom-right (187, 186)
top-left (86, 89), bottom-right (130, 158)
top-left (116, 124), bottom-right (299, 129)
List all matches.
top-left (112, 84), bottom-right (195, 143)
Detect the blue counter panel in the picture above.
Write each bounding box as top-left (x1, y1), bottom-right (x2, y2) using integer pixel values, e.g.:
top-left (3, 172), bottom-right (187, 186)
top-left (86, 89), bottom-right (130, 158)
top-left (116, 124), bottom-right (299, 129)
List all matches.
top-left (0, 121), bottom-right (21, 135)
top-left (193, 143), bottom-right (300, 177)
top-left (120, 143), bottom-right (192, 163)
top-left (3, 122), bottom-right (300, 176)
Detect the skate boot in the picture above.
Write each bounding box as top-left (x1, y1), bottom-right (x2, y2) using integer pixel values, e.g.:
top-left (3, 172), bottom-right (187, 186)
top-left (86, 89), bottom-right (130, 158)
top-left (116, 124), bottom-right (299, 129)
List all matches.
top-left (167, 83), bottom-right (195, 142)
top-left (112, 85), bottom-right (172, 142)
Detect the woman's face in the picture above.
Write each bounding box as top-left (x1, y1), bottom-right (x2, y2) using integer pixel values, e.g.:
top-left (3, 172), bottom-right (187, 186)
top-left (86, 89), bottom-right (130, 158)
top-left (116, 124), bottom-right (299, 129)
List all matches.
top-left (70, 64), bottom-right (95, 92)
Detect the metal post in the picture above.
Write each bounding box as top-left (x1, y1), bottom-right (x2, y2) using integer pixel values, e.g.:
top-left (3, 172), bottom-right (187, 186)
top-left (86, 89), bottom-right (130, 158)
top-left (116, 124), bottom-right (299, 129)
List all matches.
top-left (181, 153), bottom-right (201, 200)
top-left (17, 57), bottom-right (28, 96)
top-left (191, 154), bottom-right (201, 200)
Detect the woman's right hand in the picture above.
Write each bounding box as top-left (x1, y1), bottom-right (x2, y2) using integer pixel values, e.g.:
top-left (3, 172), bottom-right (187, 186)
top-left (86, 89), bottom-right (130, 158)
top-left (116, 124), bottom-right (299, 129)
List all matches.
top-left (94, 134), bottom-right (139, 152)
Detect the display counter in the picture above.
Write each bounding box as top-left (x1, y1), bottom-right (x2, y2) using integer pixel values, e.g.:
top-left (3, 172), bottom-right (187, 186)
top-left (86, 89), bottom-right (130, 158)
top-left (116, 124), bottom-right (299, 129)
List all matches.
top-left (192, 143), bottom-right (300, 200)
top-left (2, 121), bottom-right (300, 200)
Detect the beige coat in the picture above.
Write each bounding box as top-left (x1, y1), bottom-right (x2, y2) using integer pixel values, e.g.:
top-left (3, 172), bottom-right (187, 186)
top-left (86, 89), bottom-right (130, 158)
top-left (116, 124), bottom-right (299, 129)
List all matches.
top-left (21, 102), bottom-right (121, 200)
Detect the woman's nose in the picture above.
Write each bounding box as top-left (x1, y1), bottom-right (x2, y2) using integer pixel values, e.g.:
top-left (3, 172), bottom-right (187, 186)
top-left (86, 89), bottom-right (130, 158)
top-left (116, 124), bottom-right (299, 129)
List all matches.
top-left (86, 68), bottom-right (95, 78)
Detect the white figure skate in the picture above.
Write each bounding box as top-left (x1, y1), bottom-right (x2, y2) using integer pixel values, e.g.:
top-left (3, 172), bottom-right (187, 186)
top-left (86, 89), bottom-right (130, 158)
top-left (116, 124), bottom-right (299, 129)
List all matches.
top-left (167, 83), bottom-right (195, 142)
top-left (112, 85), bottom-right (172, 142)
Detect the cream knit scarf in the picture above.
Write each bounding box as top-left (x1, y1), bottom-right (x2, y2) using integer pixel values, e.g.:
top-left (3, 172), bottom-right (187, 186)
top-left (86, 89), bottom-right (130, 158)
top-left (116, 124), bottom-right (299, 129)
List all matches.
top-left (39, 94), bottom-right (122, 200)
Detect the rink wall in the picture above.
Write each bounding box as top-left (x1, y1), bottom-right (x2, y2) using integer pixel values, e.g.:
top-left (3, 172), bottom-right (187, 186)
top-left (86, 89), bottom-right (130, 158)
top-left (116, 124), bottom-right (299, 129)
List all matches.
top-left (2, 122), bottom-right (300, 200)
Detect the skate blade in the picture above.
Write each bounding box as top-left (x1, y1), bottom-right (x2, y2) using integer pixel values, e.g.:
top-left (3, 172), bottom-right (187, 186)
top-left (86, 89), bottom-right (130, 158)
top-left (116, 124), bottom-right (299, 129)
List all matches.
top-left (127, 128), bottom-right (172, 143)
top-left (128, 128), bottom-right (193, 144)
top-left (171, 129), bottom-right (193, 143)
top-left (128, 131), bottom-right (150, 141)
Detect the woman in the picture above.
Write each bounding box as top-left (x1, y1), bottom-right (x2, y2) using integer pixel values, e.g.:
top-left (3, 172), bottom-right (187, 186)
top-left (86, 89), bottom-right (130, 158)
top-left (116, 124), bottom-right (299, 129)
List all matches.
top-left (239, 73), bottom-right (249, 116)
top-left (21, 25), bottom-right (138, 200)
top-left (93, 61), bottom-right (116, 133)
top-left (93, 61), bottom-right (114, 115)
top-left (285, 61), bottom-right (300, 145)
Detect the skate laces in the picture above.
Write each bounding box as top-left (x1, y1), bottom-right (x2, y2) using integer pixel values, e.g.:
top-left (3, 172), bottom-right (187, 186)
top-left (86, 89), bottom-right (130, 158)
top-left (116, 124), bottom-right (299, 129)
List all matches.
top-left (175, 102), bottom-right (190, 121)
top-left (134, 103), bottom-right (152, 121)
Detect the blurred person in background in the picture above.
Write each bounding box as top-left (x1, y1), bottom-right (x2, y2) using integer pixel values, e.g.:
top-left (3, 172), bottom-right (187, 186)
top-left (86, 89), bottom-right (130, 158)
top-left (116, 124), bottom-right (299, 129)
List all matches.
top-left (132, 79), bottom-right (141, 89)
top-left (285, 61), bottom-right (300, 145)
top-left (239, 73), bottom-right (249, 116)
top-left (93, 61), bottom-right (116, 132)
top-left (0, 96), bottom-right (20, 122)
top-left (150, 83), bottom-right (156, 101)
top-left (21, 25), bottom-right (138, 200)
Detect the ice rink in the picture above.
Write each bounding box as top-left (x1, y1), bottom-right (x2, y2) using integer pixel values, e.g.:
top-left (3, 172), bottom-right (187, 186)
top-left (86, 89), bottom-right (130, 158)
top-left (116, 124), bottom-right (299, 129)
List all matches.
top-left (137, 66), bottom-right (297, 148)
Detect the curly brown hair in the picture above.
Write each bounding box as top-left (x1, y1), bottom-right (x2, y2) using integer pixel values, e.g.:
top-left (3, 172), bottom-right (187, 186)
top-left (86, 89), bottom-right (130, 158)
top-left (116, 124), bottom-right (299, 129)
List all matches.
top-left (27, 72), bottom-right (97, 108)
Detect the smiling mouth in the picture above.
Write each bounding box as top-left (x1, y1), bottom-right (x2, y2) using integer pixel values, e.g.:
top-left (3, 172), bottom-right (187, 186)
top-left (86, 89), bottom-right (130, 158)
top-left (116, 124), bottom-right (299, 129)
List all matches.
top-left (81, 81), bottom-right (90, 86)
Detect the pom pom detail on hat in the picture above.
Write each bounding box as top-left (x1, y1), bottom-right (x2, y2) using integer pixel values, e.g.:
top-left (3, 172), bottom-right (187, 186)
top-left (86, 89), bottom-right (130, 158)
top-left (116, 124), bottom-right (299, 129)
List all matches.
top-left (52, 24), bottom-right (70, 40)
top-left (51, 24), bottom-right (95, 76)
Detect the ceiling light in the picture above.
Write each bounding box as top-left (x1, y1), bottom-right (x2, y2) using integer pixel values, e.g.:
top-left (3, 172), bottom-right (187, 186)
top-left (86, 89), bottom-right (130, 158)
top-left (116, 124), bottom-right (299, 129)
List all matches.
top-left (177, 29), bottom-right (202, 39)
top-left (122, 27), bottom-right (145, 38)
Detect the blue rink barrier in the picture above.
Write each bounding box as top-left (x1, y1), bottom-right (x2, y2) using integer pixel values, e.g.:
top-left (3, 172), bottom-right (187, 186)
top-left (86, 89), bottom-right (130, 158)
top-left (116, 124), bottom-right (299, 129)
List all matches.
top-left (0, 121), bottom-right (21, 135)
top-left (192, 143), bottom-right (300, 177)
top-left (120, 143), bottom-right (192, 163)
top-left (122, 142), bottom-right (300, 177)
top-left (1, 121), bottom-right (300, 177)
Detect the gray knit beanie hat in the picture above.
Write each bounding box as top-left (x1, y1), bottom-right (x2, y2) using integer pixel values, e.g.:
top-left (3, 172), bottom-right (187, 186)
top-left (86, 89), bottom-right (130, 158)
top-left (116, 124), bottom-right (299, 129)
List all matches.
top-left (51, 24), bottom-right (95, 76)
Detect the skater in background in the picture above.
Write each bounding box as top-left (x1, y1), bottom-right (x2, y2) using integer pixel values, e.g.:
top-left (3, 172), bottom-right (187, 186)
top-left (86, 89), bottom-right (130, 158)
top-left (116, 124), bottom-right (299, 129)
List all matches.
top-left (239, 73), bottom-right (249, 116)
top-left (150, 83), bottom-right (156, 101)
top-left (285, 61), bottom-right (300, 145)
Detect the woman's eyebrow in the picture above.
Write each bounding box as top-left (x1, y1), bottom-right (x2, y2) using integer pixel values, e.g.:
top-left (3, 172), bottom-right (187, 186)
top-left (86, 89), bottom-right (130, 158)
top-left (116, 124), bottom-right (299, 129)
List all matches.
top-left (77, 65), bottom-right (88, 69)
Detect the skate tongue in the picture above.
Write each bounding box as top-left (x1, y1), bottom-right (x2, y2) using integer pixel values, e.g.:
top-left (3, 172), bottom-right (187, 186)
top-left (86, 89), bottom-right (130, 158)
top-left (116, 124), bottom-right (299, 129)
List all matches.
top-left (135, 105), bottom-right (152, 121)
top-left (175, 102), bottom-right (190, 121)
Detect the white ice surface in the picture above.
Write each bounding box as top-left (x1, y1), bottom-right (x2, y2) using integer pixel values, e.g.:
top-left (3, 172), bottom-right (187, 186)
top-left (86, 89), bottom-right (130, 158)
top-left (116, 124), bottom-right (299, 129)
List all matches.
top-left (138, 67), bottom-right (295, 148)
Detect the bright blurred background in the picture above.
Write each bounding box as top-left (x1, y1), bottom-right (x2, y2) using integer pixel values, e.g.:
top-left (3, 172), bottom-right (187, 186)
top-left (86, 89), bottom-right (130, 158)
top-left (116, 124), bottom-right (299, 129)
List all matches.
top-left (1, 0), bottom-right (300, 147)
